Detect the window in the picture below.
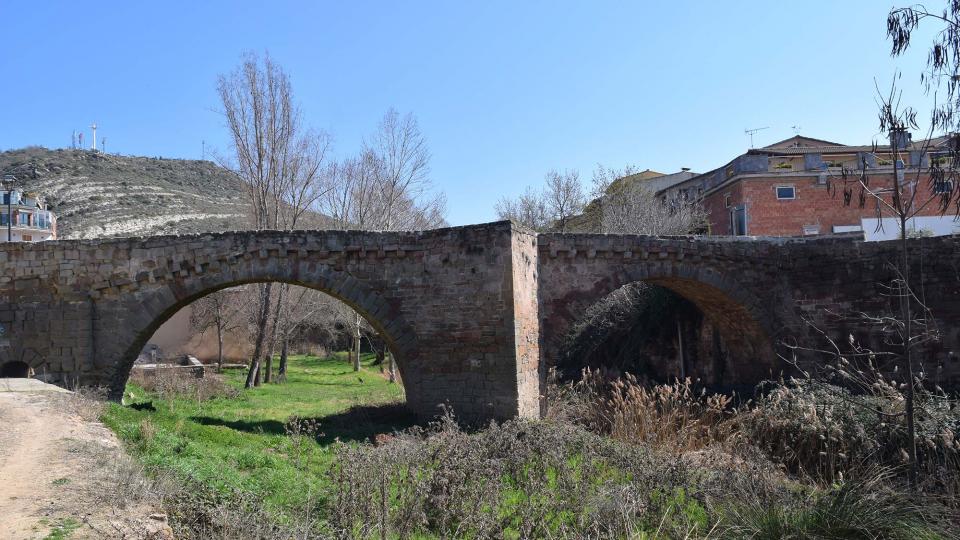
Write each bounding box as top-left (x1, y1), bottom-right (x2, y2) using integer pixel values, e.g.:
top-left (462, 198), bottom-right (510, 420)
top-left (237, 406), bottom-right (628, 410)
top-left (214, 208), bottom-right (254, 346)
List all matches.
top-left (18, 213), bottom-right (28, 225)
top-left (0, 214), bottom-right (7, 226)
top-left (934, 179), bottom-right (954, 195)
top-left (723, 193), bottom-right (732, 208)
top-left (776, 186), bottom-right (796, 200)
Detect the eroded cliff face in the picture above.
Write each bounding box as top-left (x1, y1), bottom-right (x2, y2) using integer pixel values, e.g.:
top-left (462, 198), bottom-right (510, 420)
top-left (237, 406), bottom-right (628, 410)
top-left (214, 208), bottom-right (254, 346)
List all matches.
top-left (0, 147), bottom-right (253, 239)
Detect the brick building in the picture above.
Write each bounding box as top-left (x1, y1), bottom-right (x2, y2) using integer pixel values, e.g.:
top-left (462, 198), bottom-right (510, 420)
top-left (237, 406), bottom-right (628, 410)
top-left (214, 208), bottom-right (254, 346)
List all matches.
top-left (659, 135), bottom-right (960, 238)
top-left (0, 188), bottom-right (57, 242)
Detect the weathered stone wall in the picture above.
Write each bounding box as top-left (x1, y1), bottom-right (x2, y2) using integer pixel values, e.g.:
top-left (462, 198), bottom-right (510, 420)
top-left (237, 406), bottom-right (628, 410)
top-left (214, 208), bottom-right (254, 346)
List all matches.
top-left (537, 233), bottom-right (960, 388)
top-left (1, 221), bottom-right (958, 422)
top-left (508, 228), bottom-right (542, 416)
top-left (536, 234), bottom-right (788, 385)
top-left (0, 222), bottom-right (538, 421)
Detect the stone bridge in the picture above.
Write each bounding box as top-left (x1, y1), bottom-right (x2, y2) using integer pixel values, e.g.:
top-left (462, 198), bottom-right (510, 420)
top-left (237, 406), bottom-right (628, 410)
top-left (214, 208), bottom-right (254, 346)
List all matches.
top-left (0, 221), bottom-right (958, 421)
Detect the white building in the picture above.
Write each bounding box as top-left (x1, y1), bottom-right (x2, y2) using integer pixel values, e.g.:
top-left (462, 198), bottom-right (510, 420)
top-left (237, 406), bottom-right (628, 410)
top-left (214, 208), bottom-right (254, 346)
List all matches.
top-left (0, 189), bottom-right (57, 242)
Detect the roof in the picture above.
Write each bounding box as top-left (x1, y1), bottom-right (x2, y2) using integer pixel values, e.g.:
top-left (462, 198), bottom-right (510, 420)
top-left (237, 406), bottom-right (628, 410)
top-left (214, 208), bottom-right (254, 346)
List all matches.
top-left (658, 133), bottom-right (957, 198)
top-left (620, 169), bottom-right (666, 182)
top-left (612, 169), bottom-right (697, 193)
top-left (762, 135), bottom-right (846, 149)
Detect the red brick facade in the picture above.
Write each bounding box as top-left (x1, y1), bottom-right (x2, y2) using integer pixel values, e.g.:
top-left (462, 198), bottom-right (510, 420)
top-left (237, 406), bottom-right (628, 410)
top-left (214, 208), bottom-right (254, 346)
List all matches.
top-left (664, 135), bottom-right (958, 237)
top-left (703, 171), bottom-right (948, 236)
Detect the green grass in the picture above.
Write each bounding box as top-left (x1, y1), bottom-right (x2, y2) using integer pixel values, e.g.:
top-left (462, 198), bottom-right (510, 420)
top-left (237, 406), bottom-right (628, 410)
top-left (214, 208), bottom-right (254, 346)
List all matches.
top-left (42, 518), bottom-right (80, 540)
top-left (101, 353), bottom-right (409, 519)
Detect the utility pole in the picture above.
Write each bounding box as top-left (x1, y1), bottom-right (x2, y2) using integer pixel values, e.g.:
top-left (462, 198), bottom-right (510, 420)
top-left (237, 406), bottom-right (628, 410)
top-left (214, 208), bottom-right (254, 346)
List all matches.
top-left (202, 140), bottom-right (206, 160)
top-left (102, 137), bottom-right (107, 154)
top-left (2, 175), bottom-right (15, 242)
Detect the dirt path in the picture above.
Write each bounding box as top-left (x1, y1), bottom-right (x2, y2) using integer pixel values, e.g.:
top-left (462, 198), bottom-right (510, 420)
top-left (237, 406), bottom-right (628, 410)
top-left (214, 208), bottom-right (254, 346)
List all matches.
top-left (0, 379), bottom-right (172, 539)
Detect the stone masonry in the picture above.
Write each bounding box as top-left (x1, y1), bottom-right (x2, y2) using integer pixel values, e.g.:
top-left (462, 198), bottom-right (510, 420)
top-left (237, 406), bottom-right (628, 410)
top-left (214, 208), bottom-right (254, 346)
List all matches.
top-left (0, 221), bottom-right (958, 422)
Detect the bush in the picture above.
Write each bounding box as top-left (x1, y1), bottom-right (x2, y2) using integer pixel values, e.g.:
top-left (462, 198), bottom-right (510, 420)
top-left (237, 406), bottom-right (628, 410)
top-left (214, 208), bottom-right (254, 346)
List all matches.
top-left (327, 412), bottom-right (719, 539)
top-left (720, 468), bottom-right (947, 539)
top-left (733, 379), bottom-right (960, 498)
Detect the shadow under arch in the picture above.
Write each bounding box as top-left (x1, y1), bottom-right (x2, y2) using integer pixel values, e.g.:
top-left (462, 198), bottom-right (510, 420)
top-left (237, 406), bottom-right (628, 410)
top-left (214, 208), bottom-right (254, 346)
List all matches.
top-left (555, 264), bottom-right (785, 389)
top-left (106, 263), bottom-right (418, 402)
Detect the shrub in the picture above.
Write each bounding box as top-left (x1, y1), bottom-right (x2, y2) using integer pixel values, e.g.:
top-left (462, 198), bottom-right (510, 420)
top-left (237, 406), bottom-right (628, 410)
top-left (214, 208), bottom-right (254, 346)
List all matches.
top-left (719, 468), bottom-right (948, 539)
top-left (327, 412), bottom-right (719, 539)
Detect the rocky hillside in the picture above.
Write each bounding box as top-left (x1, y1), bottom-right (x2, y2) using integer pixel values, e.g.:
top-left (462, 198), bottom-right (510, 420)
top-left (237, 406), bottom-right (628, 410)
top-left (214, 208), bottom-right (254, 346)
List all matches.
top-left (0, 147), bottom-right (251, 239)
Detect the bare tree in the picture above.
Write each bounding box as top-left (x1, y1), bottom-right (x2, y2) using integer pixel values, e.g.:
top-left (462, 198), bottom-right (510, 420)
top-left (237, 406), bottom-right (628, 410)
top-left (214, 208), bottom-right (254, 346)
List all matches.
top-left (544, 169), bottom-right (586, 232)
top-left (319, 108), bottom-right (447, 371)
top-left (495, 170), bottom-right (586, 232)
top-left (498, 164), bottom-right (704, 235)
top-left (494, 186), bottom-right (550, 231)
top-left (597, 176), bottom-right (707, 236)
top-left (274, 286), bottom-right (355, 381)
top-left (217, 51), bottom-right (331, 388)
top-left (190, 288), bottom-right (245, 372)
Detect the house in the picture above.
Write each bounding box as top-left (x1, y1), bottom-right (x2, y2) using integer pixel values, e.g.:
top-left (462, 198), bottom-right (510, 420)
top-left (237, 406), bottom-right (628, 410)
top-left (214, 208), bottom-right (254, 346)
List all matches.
top-left (658, 135), bottom-right (960, 239)
top-left (0, 189), bottom-right (57, 242)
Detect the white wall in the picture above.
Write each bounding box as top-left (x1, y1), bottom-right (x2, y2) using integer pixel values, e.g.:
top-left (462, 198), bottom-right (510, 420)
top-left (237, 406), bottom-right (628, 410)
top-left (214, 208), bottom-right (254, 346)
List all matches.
top-left (861, 215), bottom-right (960, 241)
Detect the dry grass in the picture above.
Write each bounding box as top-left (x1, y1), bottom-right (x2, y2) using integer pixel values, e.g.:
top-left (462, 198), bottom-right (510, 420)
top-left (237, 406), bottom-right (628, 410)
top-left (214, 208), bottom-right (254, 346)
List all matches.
top-left (128, 367), bottom-right (240, 405)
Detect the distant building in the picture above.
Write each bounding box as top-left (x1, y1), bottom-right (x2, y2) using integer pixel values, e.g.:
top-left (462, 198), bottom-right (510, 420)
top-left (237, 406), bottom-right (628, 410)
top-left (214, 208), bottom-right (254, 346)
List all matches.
top-left (0, 189), bottom-right (57, 242)
top-left (570, 169), bottom-right (698, 231)
top-left (659, 135), bottom-right (960, 239)
top-left (612, 168), bottom-right (698, 194)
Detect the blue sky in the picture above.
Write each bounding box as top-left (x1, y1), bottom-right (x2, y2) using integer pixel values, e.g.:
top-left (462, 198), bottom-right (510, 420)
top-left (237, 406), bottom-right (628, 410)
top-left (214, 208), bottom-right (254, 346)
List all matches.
top-left (0, 1), bottom-right (942, 225)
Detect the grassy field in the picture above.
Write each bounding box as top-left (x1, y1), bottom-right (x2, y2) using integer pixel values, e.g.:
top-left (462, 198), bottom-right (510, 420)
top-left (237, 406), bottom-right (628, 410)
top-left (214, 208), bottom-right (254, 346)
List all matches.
top-left (101, 353), bottom-right (956, 539)
top-left (101, 353), bottom-right (409, 520)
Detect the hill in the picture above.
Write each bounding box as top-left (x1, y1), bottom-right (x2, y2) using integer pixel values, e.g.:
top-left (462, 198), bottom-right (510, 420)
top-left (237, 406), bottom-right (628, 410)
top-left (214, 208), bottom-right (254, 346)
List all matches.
top-left (0, 147), bottom-right (251, 239)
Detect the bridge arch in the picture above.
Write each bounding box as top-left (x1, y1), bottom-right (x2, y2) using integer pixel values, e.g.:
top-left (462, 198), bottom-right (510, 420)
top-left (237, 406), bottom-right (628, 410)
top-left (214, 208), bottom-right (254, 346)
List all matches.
top-left (536, 235), bottom-right (793, 390)
top-left (555, 266), bottom-right (782, 387)
top-left (103, 261), bottom-right (419, 404)
top-left (0, 360), bottom-right (30, 378)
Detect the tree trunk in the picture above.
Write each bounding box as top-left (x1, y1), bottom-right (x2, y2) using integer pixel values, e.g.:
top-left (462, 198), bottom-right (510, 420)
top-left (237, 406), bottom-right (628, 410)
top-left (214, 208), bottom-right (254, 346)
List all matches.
top-left (387, 350), bottom-right (396, 384)
top-left (216, 322), bottom-right (224, 374)
top-left (264, 284), bottom-right (287, 384)
top-left (215, 302), bottom-right (224, 373)
top-left (245, 282), bottom-right (272, 389)
top-left (900, 214), bottom-right (919, 489)
top-left (891, 139), bottom-right (918, 489)
top-left (353, 314), bottom-right (362, 372)
top-left (278, 337), bottom-right (289, 382)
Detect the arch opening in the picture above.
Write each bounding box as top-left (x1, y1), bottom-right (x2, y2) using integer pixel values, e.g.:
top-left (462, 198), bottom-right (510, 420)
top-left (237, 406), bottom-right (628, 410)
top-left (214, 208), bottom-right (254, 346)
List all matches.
top-left (0, 360), bottom-right (31, 378)
top-left (558, 277), bottom-right (779, 392)
top-left (109, 274), bottom-right (416, 402)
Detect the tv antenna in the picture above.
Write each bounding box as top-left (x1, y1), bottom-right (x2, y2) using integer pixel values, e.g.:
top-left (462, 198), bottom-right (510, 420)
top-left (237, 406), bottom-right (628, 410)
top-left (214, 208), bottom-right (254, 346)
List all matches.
top-left (744, 126), bottom-right (769, 148)
top-left (791, 125), bottom-right (802, 135)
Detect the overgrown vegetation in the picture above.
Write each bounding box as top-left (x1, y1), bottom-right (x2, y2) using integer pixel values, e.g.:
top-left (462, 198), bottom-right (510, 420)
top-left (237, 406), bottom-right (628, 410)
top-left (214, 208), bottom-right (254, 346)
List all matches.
top-left (102, 354), bottom-right (958, 539)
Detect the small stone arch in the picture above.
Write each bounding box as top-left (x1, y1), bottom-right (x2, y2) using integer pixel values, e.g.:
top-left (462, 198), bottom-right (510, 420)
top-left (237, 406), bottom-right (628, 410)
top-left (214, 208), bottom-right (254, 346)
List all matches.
top-left (103, 262), bottom-right (419, 403)
top-left (0, 360), bottom-right (31, 378)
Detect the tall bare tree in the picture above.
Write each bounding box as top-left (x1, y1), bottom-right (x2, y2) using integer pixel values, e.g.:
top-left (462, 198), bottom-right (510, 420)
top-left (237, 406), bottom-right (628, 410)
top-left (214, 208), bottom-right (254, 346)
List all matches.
top-left (319, 108), bottom-right (446, 371)
top-left (217, 51), bottom-right (331, 388)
